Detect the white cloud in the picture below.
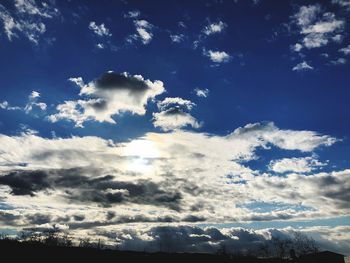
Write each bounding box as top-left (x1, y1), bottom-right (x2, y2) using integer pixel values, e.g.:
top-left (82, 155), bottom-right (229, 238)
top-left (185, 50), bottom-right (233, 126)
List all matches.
top-left (204, 49), bottom-right (231, 63)
top-left (68, 77), bottom-right (84, 87)
top-left (332, 34), bottom-right (343, 43)
top-left (339, 44), bottom-right (350, 55)
top-left (291, 43), bottom-right (303, 52)
top-left (292, 61), bottom-right (313, 71)
top-left (294, 4), bottom-right (321, 28)
top-left (48, 100), bottom-right (86, 128)
top-left (231, 122), bottom-right (337, 152)
top-left (24, 90), bottom-right (47, 114)
top-left (96, 43), bottom-right (105, 49)
top-left (14, 0), bottom-right (59, 18)
top-left (49, 71), bottom-right (165, 127)
top-left (29, 90), bottom-right (40, 99)
top-left (0, 101), bottom-right (8, 109)
top-left (247, 169), bottom-right (350, 216)
top-left (130, 20), bottom-right (153, 45)
top-left (293, 4), bottom-right (345, 49)
top-left (269, 156), bottom-right (327, 174)
top-left (0, 0), bottom-right (59, 44)
top-left (153, 97), bottom-right (199, 131)
top-left (157, 97), bottom-right (195, 111)
top-left (0, 101), bottom-right (21, 111)
top-left (153, 108), bottom-right (201, 131)
top-left (88, 21), bottom-right (111, 37)
top-left (178, 21), bottom-right (186, 28)
top-left (203, 21), bottom-right (227, 35)
top-left (170, 34), bottom-right (185, 43)
top-left (0, 91), bottom-right (46, 113)
top-left (194, 88), bottom-right (209, 98)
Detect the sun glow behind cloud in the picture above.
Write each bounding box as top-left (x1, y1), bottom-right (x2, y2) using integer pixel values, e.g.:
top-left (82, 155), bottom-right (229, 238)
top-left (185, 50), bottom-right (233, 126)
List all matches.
top-left (123, 139), bottom-right (160, 174)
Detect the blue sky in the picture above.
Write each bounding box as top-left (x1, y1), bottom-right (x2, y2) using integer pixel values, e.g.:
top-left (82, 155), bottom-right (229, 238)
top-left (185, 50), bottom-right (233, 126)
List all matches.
top-left (0, 0), bottom-right (350, 256)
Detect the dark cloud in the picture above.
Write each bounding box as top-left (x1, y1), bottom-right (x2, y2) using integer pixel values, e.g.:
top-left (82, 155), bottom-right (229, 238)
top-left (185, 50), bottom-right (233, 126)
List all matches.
top-left (0, 169), bottom-right (182, 209)
top-left (26, 213), bottom-right (52, 225)
top-left (161, 106), bottom-right (188, 116)
top-left (106, 211), bottom-right (116, 220)
top-left (73, 215), bottom-right (85, 222)
top-left (0, 211), bottom-right (22, 224)
top-left (245, 213), bottom-right (294, 221)
top-left (68, 215), bottom-right (178, 230)
top-left (88, 99), bottom-right (108, 111)
top-left (0, 170), bottom-right (49, 196)
top-left (182, 215), bottom-right (206, 222)
top-left (94, 72), bottom-right (149, 93)
top-left (323, 188), bottom-right (350, 209)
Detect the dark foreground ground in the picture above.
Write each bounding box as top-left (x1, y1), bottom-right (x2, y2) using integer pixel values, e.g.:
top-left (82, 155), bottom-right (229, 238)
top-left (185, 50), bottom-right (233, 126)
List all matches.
top-left (0, 239), bottom-right (344, 263)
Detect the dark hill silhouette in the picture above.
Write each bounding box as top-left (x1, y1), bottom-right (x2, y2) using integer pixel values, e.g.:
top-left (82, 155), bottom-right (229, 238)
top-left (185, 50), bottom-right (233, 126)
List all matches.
top-left (0, 238), bottom-right (345, 263)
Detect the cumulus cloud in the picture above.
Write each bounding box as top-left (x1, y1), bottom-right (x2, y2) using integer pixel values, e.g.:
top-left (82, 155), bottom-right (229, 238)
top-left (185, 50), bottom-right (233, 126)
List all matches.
top-left (88, 21), bottom-right (111, 37)
top-left (0, 0), bottom-right (60, 44)
top-left (269, 156), bottom-right (327, 174)
top-left (153, 97), bottom-right (200, 131)
top-left (203, 21), bottom-right (227, 35)
top-left (49, 71), bottom-right (165, 127)
top-left (292, 61), bottom-right (313, 71)
top-left (292, 4), bottom-right (345, 49)
top-left (153, 107), bottom-right (201, 131)
top-left (194, 88), bottom-right (209, 98)
top-left (204, 49), bottom-right (231, 63)
top-left (157, 97), bottom-right (195, 111)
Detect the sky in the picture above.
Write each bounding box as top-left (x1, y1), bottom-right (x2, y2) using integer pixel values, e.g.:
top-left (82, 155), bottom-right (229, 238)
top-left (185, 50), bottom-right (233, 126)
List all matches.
top-left (0, 0), bottom-right (350, 256)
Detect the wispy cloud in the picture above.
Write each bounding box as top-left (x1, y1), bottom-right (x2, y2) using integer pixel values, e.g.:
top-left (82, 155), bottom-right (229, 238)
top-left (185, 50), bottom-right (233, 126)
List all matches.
top-left (88, 21), bottom-right (111, 37)
top-left (339, 44), bottom-right (350, 55)
top-left (128, 19), bottom-right (154, 45)
top-left (194, 88), bottom-right (209, 98)
top-left (170, 34), bottom-right (185, 43)
top-left (0, 0), bottom-right (60, 44)
top-left (292, 61), bottom-right (313, 71)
